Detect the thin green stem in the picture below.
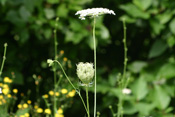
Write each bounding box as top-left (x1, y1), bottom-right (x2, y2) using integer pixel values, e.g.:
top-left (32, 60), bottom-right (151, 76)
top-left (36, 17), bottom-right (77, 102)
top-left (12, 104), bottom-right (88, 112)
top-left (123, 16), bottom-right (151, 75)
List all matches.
top-left (93, 17), bottom-right (97, 117)
top-left (117, 19), bottom-right (127, 117)
top-left (53, 60), bottom-right (88, 114)
top-left (86, 86), bottom-right (90, 117)
top-left (53, 17), bottom-right (59, 114)
top-left (0, 43), bottom-right (7, 78)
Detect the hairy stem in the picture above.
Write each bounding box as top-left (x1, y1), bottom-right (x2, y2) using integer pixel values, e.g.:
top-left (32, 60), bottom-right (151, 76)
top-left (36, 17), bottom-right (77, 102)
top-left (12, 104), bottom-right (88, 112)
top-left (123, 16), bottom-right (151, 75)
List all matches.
top-left (86, 86), bottom-right (90, 117)
top-left (0, 43), bottom-right (7, 78)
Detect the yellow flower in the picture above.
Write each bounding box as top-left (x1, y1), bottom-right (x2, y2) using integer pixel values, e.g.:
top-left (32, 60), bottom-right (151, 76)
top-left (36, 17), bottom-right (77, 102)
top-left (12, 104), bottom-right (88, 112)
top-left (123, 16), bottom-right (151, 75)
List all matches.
top-left (27, 100), bottom-right (32, 104)
top-left (4, 77), bottom-right (10, 83)
top-left (63, 57), bottom-right (68, 62)
top-left (68, 90), bottom-right (76, 97)
top-left (7, 94), bottom-right (11, 98)
top-left (55, 113), bottom-right (64, 117)
top-left (18, 104), bottom-right (22, 109)
top-left (2, 99), bottom-right (6, 103)
top-left (23, 103), bottom-right (28, 108)
top-left (3, 84), bottom-right (9, 89)
top-left (55, 92), bottom-right (60, 96)
top-left (0, 95), bottom-right (3, 99)
top-left (37, 108), bottom-right (43, 113)
top-left (34, 105), bottom-right (38, 109)
top-left (13, 89), bottom-right (18, 94)
top-left (44, 108), bottom-right (51, 114)
top-left (57, 108), bottom-right (63, 114)
top-left (49, 91), bottom-right (54, 96)
top-left (61, 89), bottom-right (68, 94)
top-left (43, 94), bottom-right (48, 98)
top-left (60, 50), bottom-right (64, 54)
top-left (0, 83), bottom-right (3, 86)
top-left (24, 113), bottom-right (30, 117)
top-left (0, 101), bottom-right (2, 105)
top-left (2, 88), bottom-right (9, 95)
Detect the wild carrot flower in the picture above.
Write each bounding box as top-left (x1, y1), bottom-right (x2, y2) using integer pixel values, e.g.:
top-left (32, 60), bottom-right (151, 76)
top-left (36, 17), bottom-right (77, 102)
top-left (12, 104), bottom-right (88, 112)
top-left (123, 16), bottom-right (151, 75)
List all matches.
top-left (77, 62), bottom-right (94, 85)
top-left (75, 8), bottom-right (115, 20)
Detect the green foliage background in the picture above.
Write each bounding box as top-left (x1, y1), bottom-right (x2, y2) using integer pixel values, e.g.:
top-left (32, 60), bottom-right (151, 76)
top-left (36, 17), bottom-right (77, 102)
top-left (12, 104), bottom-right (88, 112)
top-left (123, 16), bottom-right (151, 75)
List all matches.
top-left (0, 0), bottom-right (175, 116)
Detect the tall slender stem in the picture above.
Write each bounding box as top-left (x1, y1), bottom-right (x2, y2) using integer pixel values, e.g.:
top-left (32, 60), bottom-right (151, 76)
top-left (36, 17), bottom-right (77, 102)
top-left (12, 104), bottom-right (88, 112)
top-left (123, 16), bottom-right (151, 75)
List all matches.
top-left (0, 43), bottom-right (7, 78)
top-left (53, 60), bottom-right (88, 114)
top-left (93, 17), bottom-right (97, 117)
top-left (53, 17), bottom-right (59, 114)
top-left (117, 19), bottom-right (127, 117)
top-left (86, 87), bottom-right (90, 117)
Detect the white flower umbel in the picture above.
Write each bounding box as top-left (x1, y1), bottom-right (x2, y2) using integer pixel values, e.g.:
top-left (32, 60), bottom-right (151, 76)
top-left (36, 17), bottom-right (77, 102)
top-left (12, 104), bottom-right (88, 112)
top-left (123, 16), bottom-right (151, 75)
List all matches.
top-left (77, 62), bottom-right (94, 85)
top-left (75, 8), bottom-right (115, 20)
top-left (122, 88), bottom-right (132, 95)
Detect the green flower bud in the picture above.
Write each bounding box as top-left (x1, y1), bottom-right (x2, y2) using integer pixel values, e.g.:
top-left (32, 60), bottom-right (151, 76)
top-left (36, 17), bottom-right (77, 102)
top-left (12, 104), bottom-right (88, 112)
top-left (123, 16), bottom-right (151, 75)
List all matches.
top-left (77, 62), bottom-right (94, 85)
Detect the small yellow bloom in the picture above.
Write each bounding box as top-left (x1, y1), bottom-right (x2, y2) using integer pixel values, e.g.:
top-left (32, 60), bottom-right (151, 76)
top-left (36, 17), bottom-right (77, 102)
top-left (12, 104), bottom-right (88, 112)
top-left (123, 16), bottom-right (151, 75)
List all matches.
top-left (68, 90), bottom-right (76, 97)
top-left (3, 84), bottom-right (9, 89)
top-left (18, 104), bottom-right (22, 109)
top-left (55, 92), bottom-right (60, 96)
top-left (23, 103), bottom-right (28, 108)
top-left (0, 83), bottom-right (3, 86)
top-left (57, 108), bottom-right (63, 114)
top-left (27, 100), bottom-right (32, 104)
top-left (63, 57), bottom-right (68, 62)
top-left (60, 50), bottom-right (64, 54)
top-left (0, 101), bottom-right (2, 105)
top-left (2, 99), bottom-right (6, 103)
top-left (43, 94), bottom-right (49, 98)
top-left (13, 89), bottom-right (18, 94)
top-left (4, 77), bottom-right (10, 83)
top-left (0, 95), bottom-right (3, 99)
top-left (37, 108), bottom-right (43, 113)
top-left (44, 108), bottom-right (51, 114)
top-left (34, 105), bottom-right (38, 109)
top-left (2, 88), bottom-right (9, 95)
top-left (55, 113), bottom-right (64, 117)
top-left (61, 89), bottom-right (68, 94)
top-left (49, 91), bottom-right (54, 96)
top-left (24, 113), bottom-right (30, 117)
top-left (7, 94), bottom-right (11, 98)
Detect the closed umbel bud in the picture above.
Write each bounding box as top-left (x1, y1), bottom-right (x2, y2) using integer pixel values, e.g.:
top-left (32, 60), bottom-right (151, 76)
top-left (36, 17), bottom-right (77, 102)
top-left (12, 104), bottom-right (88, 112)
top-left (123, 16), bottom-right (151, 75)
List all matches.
top-left (77, 62), bottom-right (94, 85)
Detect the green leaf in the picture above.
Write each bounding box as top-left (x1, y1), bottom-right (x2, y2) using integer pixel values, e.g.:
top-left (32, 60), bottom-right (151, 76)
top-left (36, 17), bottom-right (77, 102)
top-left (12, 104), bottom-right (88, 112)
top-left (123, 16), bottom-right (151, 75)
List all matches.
top-left (133, 0), bottom-right (152, 10)
top-left (44, 8), bottom-right (55, 19)
top-left (19, 6), bottom-right (31, 22)
top-left (135, 102), bottom-right (155, 115)
top-left (47, 0), bottom-right (59, 4)
top-left (154, 85), bottom-right (170, 109)
top-left (56, 4), bottom-right (69, 18)
top-left (158, 63), bottom-right (175, 79)
top-left (167, 36), bottom-right (175, 48)
top-left (120, 3), bottom-right (150, 19)
top-left (169, 18), bottom-right (175, 35)
top-left (150, 19), bottom-right (165, 35)
top-left (123, 101), bottom-right (138, 114)
top-left (131, 77), bottom-right (148, 100)
top-left (148, 40), bottom-right (167, 58)
top-left (128, 61), bottom-right (147, 73)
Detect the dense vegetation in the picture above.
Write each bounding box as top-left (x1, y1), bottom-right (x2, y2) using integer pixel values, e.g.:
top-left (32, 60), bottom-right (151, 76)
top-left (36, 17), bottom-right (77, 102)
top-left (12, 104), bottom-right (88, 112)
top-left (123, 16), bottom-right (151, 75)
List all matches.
top-left (0, 0), bottom-right (175, 116)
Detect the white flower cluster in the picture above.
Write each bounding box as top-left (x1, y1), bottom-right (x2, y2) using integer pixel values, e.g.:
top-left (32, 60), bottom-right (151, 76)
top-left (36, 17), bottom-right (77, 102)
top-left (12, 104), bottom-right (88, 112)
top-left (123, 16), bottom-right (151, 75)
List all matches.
top-left (77, 62), bottom-right (94, 85)
top-left (75, 8), bottom-right (115, 20)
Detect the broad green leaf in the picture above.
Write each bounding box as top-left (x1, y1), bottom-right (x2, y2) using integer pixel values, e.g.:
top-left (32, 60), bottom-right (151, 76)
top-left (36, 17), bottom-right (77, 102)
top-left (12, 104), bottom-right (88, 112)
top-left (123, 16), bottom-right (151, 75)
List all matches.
top-left (131, 77), bottom-right (148, 100)
top-left (167, 36), bottom-right (175, 48)
top-left (157, 12), bottom-right (173, 24)
top-left (158, 63), bottom-right (175, 79)
top-left (56, 4), bottom-right (69, 18)
top-left (169, 18), bottom-right (175, 35)
top-left (150, 19), bottom-right (165, 35)
top-left (135, 102), bottom-right (155, 115)
top-left (120, 3), bottom-right (150, 19)
top-left (19, 6), bottom-right (31, 22)
top-left (133, 0), bottom-right (152, 10)
top-left (44, 8), bottom-right (55, 19)
top-left (128, 61), bottom-right (147, 73)
top-left (154, 85), bottom-right (170, 109)
top-left (148, 40), bottom-right (167, 58)
top-left (123, 101), bottom-right (138, 114)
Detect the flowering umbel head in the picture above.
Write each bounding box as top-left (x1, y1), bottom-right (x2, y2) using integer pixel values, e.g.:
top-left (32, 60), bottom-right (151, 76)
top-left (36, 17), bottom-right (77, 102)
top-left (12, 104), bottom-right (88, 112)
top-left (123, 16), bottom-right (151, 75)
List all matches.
top-left (75, 8), bottom-right (115, 20)
top-left (77, 62), bottom-right (94, 85)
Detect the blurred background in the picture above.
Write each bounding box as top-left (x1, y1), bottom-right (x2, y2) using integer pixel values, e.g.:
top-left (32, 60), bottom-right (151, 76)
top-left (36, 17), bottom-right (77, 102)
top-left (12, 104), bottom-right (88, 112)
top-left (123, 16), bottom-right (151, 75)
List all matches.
top-left (0, 0), bottom-right (175, 116)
